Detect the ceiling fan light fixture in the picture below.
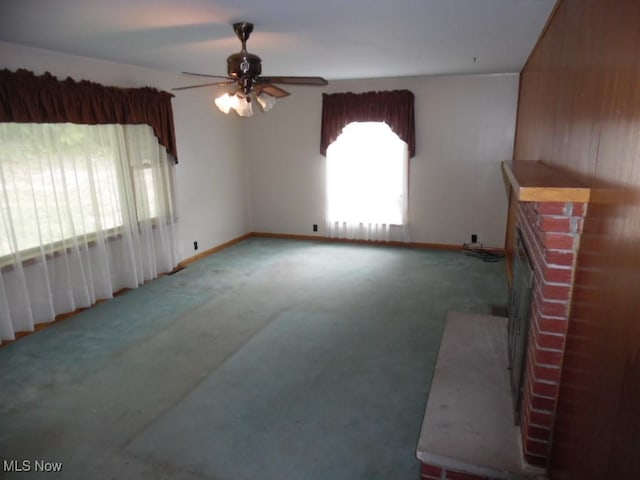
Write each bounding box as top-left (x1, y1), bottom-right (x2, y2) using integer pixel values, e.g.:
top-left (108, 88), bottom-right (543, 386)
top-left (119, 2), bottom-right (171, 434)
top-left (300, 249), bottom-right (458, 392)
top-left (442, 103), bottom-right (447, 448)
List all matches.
top-left (214, 92), bottom-right (236, 114)
top-left (256, 92), bottom-right (276, 112)
top-left (180, 22), bottom-right (326, 118)
top-left (214, 91), bottom-right (254, 117)
top-left (234, 94), bottom-right (254, 117)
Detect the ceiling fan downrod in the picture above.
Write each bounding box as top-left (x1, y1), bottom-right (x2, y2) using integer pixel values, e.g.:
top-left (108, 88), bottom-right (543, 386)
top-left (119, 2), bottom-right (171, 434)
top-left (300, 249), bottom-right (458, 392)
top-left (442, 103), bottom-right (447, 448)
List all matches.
top-left (233, 22), bottom-right (253, 50)
top-left (227, 21), bottom-right (261, 91)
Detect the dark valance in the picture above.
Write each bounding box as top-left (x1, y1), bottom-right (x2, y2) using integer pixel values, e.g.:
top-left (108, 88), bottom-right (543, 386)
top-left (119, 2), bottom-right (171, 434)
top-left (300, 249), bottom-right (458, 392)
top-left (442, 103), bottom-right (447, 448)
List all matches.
top-left (320, 89), bottom-right (415, 158)
top-left (0, 69), bottom-right (178, 160)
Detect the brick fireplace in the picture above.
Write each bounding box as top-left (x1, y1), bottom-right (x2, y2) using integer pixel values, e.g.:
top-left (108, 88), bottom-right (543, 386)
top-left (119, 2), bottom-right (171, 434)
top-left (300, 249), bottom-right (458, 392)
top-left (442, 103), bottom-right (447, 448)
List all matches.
top-left (503, 161), bottom-right (590, 468)
top-left (514, 199), bottom-right (587, 466)
top-left (415, 161), bottom-right (589, 479)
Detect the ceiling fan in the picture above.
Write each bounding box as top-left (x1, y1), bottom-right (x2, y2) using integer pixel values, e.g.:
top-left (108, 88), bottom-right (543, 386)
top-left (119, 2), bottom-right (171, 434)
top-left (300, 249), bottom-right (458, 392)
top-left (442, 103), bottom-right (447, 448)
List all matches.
top-left (172, 22), bottom-right (328, 117)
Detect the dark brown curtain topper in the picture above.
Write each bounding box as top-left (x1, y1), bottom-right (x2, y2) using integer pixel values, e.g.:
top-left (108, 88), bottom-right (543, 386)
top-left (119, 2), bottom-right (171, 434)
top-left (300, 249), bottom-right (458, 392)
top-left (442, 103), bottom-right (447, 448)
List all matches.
top-left (0, 68), bottom-right (178, 161)
top-left (320, 89), bottom-right (415, 158)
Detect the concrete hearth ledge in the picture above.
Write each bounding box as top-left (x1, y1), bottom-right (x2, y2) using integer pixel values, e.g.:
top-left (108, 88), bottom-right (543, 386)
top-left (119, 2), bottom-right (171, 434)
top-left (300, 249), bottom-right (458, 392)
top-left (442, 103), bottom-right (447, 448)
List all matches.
top-left (416, 312), bottom-right (546, 480)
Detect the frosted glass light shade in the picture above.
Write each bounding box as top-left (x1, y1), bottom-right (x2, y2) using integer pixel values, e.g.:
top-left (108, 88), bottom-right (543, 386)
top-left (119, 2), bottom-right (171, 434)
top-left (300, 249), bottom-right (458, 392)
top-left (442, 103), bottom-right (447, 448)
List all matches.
top-left (256, 93), bottom-right (276, 112)
top-left (234, 96), bottom-right (254, 117)
top-left (215, 91), bottom-right (268, 117)
top-left (214, 93), bottom-right (237, 114)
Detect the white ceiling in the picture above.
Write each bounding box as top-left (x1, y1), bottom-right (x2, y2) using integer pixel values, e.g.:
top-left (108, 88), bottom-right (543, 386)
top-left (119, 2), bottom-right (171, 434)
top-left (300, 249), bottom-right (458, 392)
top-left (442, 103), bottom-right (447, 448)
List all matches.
top-left (0, 0), bottom-right (556, 81)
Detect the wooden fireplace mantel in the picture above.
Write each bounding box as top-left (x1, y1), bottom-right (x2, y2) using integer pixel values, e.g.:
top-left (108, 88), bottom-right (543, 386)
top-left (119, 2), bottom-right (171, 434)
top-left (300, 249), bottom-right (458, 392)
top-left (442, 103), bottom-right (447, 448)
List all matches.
top-left (502, 160), bottom-right (591, 203)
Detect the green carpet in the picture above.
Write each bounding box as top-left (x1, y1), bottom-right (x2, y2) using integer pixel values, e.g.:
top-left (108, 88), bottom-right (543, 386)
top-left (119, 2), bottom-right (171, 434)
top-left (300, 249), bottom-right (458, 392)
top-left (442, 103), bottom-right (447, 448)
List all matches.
top-left (127, 310), bottom-right (432, 479)
top-left (0, 237), bottom-right (507, 479)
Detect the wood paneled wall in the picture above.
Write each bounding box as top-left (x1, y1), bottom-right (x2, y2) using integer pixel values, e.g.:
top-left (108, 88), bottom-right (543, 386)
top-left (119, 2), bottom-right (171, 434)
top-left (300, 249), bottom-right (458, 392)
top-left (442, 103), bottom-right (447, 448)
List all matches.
top-left (511, 0), bottom-right (640, 478)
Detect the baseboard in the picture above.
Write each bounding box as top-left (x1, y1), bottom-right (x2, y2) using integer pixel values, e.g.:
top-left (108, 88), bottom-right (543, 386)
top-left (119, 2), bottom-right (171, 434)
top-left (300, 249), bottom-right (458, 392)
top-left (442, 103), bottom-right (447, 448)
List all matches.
top-left (249, 232), bottom-right (505, 253)
top-left (159, 232), bottom-right (505, 271)
top-left (178, 233), bottom-right (252, 268)
top-left (249, 232), bottom-right (326, 243)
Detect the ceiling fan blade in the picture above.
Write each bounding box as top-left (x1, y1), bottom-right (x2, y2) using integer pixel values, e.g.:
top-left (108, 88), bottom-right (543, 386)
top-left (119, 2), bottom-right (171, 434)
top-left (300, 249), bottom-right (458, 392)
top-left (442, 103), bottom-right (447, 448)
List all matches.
top-left (259, 76), bottom-right (328, 86)
top-left (181, 71), bottom-right (234, 81)
top-left (255, 84), bottom-right (290, 98)
top-left (172, 81), bottom-right (235, 91)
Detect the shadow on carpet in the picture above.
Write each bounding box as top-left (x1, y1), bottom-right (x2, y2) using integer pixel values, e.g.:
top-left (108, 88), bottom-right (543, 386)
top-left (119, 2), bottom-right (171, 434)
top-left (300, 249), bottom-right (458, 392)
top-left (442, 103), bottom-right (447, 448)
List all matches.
top-left (126, 310), bottom-right (435, 480)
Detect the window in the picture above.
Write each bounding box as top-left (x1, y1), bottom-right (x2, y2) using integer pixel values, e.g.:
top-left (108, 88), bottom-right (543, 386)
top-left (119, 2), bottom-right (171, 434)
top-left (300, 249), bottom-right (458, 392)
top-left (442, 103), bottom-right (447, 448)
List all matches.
top-left (0, 122), bottom-right (175, 261)
top-left (326, 122), bottom-right (408, 241)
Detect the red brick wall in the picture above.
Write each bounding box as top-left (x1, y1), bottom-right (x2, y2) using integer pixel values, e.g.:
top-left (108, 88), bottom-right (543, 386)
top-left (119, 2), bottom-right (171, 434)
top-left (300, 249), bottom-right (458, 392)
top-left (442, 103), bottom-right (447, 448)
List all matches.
top-left (516, 201), bottom-right (587, 466)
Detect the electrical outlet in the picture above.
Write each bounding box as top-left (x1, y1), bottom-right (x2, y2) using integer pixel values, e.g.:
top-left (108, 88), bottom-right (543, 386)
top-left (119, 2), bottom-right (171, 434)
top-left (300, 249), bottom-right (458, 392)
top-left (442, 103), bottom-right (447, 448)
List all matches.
top-left (313, 224), bottom-right (318, 232)
top-left (471, 234), bottom-right (478, 244)
top-left (193, 241), bottom-right (198, 251)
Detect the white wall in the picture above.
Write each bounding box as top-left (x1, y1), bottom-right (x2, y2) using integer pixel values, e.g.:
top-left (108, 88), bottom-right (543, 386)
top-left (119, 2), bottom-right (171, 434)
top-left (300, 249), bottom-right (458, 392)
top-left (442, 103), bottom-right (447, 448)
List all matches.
top-left (0, 41), bottom-right (251, 261)
top-left (171, 88), bottom-right (250, 258)
top-left (247, 74), bottom-right (518, 248)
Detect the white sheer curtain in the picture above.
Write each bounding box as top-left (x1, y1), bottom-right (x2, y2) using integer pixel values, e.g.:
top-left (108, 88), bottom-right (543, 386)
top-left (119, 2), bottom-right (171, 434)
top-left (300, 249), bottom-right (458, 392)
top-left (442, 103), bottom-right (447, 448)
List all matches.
top-left (326, 122), bottom-right (409, 242)
top-left (0, 122), bottom-right (178, 343)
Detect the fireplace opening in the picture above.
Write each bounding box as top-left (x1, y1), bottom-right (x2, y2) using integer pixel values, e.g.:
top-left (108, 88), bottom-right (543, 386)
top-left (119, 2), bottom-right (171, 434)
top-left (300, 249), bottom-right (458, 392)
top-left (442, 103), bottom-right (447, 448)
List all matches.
top-left (507, 228), bottom-right (534, 424)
